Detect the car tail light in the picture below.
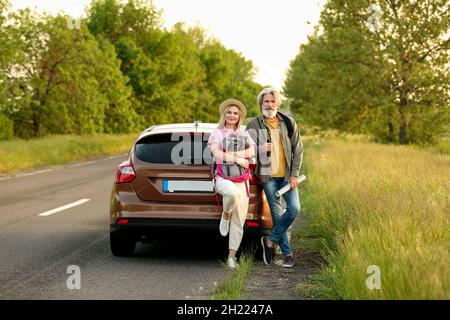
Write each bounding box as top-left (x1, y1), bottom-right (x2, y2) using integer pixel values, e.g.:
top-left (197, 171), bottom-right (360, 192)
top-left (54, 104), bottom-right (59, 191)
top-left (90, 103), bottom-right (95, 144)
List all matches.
top-left (117, 219), bottom-right (129, 225)
top-left (245, 221), bottom-right (260, 228)
top-left (115, 159), bottom-right (136, 184)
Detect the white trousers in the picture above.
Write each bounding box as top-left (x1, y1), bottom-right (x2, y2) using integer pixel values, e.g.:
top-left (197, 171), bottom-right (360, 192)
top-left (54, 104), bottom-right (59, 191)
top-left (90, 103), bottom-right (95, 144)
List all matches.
top-left (214, 176), bottom-right (249, 251)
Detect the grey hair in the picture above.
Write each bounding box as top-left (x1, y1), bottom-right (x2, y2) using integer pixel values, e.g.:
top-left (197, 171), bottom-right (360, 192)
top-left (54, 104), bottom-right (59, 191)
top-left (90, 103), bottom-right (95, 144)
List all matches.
top-left (257, 87), bottom-right (281, 107)
top-left (217, 104), bottom-right (243, 129)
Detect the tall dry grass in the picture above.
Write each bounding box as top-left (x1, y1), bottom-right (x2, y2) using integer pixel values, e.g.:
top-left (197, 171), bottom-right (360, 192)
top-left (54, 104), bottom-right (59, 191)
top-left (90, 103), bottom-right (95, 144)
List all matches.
top-left (301, 139), bottom-right (449, 299)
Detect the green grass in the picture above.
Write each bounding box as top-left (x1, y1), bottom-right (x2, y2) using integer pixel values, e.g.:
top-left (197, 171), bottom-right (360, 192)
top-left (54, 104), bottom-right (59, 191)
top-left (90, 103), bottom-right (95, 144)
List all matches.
top-left (295, 273), bottom-right (332, 299)
top-left (300, 138), bottom-right (450, 299)
top-left (426, 138), bottom-right (450, 155)
top-left (0, 133), bottom-right (138, 173)
top-left (210, 253), bottom-right (254, 300)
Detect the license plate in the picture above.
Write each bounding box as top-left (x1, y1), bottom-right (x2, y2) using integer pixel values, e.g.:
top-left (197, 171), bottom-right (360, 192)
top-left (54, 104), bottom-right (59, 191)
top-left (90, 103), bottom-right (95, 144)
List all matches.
top-left (163, 180), bottom-right (214, 193)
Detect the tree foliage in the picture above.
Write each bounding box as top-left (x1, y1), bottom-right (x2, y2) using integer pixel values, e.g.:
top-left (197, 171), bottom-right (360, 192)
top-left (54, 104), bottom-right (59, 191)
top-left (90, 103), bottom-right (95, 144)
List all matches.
top-left (285, 0), bottom-right (449, 144)
top-left (87, 0), bottom-right (261, 127)
top-left (0, 0), bottom-right (15, 139)
top-left (3, 10), bottom-right (138, 138)
top-left (0, 0), bottom-right (262, 140)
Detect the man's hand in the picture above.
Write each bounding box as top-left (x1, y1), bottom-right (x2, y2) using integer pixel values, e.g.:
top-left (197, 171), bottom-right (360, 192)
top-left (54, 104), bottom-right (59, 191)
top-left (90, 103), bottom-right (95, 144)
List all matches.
top-left (263, 142), bottom-right (272, 153)
top-left (288, 176), bottom-right (301, 189)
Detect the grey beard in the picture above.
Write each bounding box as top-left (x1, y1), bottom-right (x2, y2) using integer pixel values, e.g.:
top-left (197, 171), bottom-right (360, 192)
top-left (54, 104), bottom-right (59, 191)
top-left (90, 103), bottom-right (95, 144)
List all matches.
top-left (262, 109), bottom-right (277, 118)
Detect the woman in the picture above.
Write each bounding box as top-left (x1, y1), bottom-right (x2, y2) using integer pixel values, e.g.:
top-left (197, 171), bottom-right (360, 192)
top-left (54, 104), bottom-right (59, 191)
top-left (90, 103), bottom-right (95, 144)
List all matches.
top-left (208, 99), bottom-right (256, 269)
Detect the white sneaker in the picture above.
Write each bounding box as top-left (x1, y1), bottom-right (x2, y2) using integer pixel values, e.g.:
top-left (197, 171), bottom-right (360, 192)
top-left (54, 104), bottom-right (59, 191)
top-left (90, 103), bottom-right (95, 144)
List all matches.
top-left (219, 212), bottom-right (230, 237)
top-left (227, 257), bottom-right (239, 269)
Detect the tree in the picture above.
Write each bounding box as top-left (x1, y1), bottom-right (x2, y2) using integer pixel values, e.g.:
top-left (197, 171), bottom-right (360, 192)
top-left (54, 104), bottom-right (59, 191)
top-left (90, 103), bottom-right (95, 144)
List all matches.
top-left (3, 0), bottom-right (263, 138)
top-left (285, 0), bottom-right (449, 144)
top-left (6, 10), bottom-right (138, 137)
top-left (196, 29), bottom-right (262, 121)
top-left (0, 0), bottom-right (15, 139)
top-left (88, 1), bottom-right (262, 126)
top-left (87, 0), bottom-right (162, 44)
top-left (96, 37), bottom-right (142, 133)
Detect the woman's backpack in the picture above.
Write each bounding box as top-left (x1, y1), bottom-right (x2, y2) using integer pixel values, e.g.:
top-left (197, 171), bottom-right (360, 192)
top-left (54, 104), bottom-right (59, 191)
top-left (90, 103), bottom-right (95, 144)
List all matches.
top-left (211, 135), bottom-right (250, 196)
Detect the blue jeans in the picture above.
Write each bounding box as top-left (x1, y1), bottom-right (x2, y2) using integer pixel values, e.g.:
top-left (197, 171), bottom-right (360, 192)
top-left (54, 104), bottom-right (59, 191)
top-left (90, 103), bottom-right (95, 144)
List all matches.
top-left (262, 177), bottom-right (300, 257)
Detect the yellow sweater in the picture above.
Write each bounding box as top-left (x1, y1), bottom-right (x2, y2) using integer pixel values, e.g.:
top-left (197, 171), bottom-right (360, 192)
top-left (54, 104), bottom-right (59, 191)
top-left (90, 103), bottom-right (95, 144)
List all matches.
top-left (265, 117), bottom-right (286, 178)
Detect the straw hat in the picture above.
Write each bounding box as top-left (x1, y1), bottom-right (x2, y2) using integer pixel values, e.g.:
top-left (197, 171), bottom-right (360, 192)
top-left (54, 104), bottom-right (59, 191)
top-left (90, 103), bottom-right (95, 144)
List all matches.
top-left (218, 99), bottom-right (247, 120)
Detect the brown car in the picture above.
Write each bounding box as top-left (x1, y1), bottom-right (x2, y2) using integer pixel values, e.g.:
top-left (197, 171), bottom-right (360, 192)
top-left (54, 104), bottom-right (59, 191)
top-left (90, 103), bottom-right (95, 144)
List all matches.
top-left (109, 122), bottom-right (272, 256)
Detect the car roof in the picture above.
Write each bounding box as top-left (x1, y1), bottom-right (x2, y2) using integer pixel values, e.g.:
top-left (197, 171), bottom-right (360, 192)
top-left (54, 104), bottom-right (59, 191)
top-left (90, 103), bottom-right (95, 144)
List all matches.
top-left (137, 122), bottom-right (246, 140)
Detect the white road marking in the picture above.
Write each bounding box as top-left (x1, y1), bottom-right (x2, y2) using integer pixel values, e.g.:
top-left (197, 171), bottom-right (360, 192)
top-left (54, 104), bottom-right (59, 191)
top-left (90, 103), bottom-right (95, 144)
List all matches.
top-left (38, 199), bottom-right (91, 216)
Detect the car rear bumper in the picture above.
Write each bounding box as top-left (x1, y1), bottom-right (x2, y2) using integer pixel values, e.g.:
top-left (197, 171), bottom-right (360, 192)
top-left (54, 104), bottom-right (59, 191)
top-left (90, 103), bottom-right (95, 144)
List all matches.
top-left (110, 218), bottom-right (271, 240)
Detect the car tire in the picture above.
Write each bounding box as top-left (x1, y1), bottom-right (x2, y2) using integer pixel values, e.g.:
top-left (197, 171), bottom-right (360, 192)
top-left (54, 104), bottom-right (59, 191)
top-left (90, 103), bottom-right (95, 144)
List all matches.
top-left (110, 233), bottom-right (136, 256)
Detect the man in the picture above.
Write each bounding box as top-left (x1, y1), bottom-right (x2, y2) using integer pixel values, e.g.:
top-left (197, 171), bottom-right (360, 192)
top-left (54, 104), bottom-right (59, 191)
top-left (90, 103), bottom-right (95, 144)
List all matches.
top-left (246, 87), bottom-right (304, 268)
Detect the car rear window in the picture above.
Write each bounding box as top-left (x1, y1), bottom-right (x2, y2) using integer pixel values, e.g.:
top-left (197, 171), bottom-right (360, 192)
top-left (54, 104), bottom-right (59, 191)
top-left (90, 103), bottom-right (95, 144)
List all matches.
top-left (135, 133), bottom-right (213, 165)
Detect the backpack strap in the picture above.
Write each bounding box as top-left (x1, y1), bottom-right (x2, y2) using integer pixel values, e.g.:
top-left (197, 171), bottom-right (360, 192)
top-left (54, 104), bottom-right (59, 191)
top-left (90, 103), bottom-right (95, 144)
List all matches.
top-left (211, 162), bottom-right (222, 213)
top-left (278, 111), bottom-right (294, 139)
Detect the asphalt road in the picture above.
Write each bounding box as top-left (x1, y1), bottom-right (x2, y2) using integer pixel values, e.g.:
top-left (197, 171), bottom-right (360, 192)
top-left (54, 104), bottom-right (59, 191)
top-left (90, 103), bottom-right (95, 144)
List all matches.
top-left (0, 155), bottom-right (227, 300)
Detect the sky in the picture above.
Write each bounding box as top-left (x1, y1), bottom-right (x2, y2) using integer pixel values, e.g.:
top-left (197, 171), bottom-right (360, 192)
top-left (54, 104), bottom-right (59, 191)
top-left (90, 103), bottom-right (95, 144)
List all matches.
top-left (10, 0), bottom-right (326, 91)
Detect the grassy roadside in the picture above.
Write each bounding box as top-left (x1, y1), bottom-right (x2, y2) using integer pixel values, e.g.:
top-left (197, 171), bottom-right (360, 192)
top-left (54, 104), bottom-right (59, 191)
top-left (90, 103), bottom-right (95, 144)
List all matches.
top-left (210, 136), bottom-right (450, 300)
top-left (0, 133), bottom-right (138, 174)
top-left (210, 254), bottom-right (255, 300)
top-left (298, 138), bottom-right (450, 299)
top-left (424, 138), bottom-right (450, 155)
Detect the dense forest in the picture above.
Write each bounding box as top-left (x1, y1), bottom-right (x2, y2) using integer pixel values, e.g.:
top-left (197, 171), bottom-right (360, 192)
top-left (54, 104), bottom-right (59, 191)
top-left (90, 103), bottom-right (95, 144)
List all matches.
top-left (0, 0), bottom-right (262, 139)
top-left (1, 0), bottom-right (448, 145)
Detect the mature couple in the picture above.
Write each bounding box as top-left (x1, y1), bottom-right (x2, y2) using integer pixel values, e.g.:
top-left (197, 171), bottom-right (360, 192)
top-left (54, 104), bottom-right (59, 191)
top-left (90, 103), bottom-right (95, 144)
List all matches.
top-left (207, 87), bottom-right (304, 269)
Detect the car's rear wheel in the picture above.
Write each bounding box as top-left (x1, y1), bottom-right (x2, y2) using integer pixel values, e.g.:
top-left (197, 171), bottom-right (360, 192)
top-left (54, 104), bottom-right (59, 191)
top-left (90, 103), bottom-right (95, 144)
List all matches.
top-left (110, 233), bottom-right (136, 256)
